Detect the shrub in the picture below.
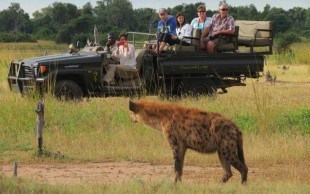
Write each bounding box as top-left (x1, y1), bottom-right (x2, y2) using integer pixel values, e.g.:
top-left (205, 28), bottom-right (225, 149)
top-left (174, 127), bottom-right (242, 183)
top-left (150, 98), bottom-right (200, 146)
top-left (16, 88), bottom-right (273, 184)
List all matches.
top-left (277, 109), bottom-right (310, 134)
top-left (233, 114), bottom-right (258, 133)
top-left (0, 33), bottom-right (37, 42)
top-left (274, 32), bottom-right (300, 54)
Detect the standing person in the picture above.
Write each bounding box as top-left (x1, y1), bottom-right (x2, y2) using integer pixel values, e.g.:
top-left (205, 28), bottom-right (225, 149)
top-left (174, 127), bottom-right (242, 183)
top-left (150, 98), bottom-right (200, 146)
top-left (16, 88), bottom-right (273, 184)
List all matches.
top-left (154, 8), bottom-right (178, 53)
top-left (176, 12), bottom-right (193, 46)
top-left (190, 5), bottom-right (211, 31)
top-left (200, 3), bottom-right (235, 53)
top-left (103, 34), bottom-right (137, 85)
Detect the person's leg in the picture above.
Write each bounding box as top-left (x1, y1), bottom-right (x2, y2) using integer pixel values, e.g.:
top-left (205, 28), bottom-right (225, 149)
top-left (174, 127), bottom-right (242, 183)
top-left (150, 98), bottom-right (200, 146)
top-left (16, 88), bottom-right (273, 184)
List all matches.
top-left (201, 36), bottom-right (211, 50)
top-left (103, 64), bottom-right (117, 83)
top-left (153, 33), bottom-right (164, 53)
top-left (181, 41), bottom-right (191, 46)
top-left (207, 41), bottom-right (216, 53)
top-left (157, 33), bottom-right (171, 53)
top-left (158, 41), bottom-right (167, 53)
top-left (115, 65), bottom-right (136, 79)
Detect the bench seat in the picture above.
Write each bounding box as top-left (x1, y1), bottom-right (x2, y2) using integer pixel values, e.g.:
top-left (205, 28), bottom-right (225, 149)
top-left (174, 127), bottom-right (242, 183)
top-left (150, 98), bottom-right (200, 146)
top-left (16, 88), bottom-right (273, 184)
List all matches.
top-left (235, 20), bottom-right (273, 54)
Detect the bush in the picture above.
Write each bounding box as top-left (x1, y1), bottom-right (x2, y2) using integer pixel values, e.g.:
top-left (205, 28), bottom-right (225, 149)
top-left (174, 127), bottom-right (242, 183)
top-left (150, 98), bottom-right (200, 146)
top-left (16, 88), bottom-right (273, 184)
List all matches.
top-left (0, 33), bottom-right (37, 42)
top-left (233, 114), bottom-right (258, 133)
top-left (71, 33), bottom-right (90, 48)
top-left (274, 32), bottom-right (300, 54)
top-left (277, 109), bottom-right (310, 134)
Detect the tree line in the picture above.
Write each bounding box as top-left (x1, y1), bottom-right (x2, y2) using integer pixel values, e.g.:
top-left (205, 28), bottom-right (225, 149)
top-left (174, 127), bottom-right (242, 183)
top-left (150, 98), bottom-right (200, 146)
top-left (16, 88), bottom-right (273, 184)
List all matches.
top-left (0, 0), bottom-right (309, 45)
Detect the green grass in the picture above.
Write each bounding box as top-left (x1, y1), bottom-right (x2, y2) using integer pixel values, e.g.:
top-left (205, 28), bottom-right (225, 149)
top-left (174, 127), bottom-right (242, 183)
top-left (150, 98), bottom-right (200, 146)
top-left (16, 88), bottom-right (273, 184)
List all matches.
top-left (1, 174), bottom-right (309, 194)
top-left (0, 41), bottom-right (309, 193)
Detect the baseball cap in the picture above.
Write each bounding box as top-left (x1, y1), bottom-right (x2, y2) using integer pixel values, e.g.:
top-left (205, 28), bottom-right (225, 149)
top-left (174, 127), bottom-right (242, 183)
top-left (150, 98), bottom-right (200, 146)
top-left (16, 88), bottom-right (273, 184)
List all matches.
top-left (158, 8), bottom-right (167, 14)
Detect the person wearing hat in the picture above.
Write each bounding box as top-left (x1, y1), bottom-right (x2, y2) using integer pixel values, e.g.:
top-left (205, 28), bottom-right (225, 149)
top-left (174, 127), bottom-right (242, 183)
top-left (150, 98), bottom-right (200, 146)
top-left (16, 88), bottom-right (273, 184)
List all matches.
top-left (154, 8), bottom-right (178, 53)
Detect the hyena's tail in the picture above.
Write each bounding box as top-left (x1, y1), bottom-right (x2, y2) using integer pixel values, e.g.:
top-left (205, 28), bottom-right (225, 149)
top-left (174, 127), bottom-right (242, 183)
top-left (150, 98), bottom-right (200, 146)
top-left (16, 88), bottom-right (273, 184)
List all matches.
top-left (237, 132), bottom-right (245, 164)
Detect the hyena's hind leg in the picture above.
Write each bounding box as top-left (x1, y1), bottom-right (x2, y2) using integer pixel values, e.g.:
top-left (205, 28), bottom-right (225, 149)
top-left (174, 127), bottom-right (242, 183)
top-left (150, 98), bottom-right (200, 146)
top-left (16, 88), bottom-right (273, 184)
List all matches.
top-left (223, 144), bottom-right (248, 184)
top-left (229, 143), bottom-right (248, 184)
top-left (166, 134), bottom-right (187, 183)
top-left (217, 148), bottom-right (233, 183)
top-left (230, 156), bottom-right (248, 184)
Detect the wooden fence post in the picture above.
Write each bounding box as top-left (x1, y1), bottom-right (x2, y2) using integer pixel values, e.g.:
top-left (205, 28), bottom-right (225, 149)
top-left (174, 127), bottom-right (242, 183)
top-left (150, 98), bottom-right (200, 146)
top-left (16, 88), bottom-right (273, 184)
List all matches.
top-left (35, 100), bottom-right (45, 154)
top-left (13, 160), bottom-right (17, 176)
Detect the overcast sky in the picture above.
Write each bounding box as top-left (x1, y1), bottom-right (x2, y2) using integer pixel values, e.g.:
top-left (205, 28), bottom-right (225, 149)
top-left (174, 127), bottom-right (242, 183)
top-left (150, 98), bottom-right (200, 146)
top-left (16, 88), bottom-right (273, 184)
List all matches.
top-left (1, 0), bottom-right (309, 17)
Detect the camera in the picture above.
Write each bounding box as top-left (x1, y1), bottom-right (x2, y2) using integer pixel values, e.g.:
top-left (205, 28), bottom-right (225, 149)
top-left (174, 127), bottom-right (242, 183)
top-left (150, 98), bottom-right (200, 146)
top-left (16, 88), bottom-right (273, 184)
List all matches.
top-left (117, 41), bottom-right (124, 46)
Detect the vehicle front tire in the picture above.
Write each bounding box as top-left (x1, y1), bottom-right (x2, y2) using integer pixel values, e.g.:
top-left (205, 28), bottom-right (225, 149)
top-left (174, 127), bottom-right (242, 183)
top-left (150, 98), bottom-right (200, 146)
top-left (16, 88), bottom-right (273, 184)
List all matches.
top-left (54, 80), bottom-right (83, 100)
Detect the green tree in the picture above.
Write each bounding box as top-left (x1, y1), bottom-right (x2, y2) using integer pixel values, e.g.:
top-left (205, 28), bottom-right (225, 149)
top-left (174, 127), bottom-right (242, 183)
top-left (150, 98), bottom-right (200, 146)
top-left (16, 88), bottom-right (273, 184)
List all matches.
top-left (51, 2), bottom-right (79, 27)
top-left (132, 8), bottom-right (156, 33)
top-left (230, 4), bottom-right (259, 20)
top-left (264, 8), bottom-right (291, 34)
top-left (0, 3), bottom-right (32, 33)
top-left (287, 7), bottom-right (307, 35)
top-left (81, 2), bottom-right (94, 16)
top-left (304, 8), bottom-right (310, 36)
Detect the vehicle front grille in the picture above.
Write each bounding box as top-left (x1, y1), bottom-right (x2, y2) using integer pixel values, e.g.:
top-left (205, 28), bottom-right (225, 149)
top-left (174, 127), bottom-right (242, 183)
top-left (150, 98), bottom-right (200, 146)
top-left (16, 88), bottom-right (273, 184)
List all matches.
top-left (20, 64), bottom-right (34, 78)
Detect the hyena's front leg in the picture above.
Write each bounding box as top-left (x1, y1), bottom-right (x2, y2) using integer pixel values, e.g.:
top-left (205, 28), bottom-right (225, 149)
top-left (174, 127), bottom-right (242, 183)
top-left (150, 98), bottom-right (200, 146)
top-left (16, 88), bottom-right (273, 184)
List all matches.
top-left (166, 134), bottom-right (186, 183)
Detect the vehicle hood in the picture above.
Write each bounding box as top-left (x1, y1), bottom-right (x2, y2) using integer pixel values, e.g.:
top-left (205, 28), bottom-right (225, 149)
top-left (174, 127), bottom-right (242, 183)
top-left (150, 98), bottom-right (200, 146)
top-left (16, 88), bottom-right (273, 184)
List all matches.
top-left (19, 51), bottom-right (103, 66)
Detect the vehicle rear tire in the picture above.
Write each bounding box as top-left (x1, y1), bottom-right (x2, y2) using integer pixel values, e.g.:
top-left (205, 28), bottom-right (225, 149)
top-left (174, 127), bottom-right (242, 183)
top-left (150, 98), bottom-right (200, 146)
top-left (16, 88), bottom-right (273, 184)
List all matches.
top-left (54, 80), bottom-right (83, 100)
top-left (190, 82), bottom-right (216, 97)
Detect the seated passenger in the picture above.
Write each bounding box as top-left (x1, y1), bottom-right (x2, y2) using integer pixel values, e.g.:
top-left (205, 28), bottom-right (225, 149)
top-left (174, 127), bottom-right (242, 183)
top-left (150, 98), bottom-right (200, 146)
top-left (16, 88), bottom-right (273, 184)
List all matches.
top-left (190, 5), bottom-right (211, 31)
top-left (153, 8), bottom-right (179, 53)
top-left (103, 34), bottom-right (137, 85)
top-left (175, 12), bottom-right (193, 46)
top-left (200, 3), bottom-right (235, 53)
top-left (104, 33), bottom-right (118, 53)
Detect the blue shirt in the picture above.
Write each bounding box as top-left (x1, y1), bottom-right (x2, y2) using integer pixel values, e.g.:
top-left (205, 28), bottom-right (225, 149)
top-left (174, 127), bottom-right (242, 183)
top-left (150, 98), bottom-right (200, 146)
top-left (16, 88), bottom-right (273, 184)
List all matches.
top-left (157, 15), bottom-right (177, 36)
top-left (190, 17), bottom-right (212, 30)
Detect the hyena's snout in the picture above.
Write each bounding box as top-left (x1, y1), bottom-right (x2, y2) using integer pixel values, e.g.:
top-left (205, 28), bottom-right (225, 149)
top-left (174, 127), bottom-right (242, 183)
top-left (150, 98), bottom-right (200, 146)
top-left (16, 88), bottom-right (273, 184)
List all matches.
top-left (129, 111), bottom-right (138, 122)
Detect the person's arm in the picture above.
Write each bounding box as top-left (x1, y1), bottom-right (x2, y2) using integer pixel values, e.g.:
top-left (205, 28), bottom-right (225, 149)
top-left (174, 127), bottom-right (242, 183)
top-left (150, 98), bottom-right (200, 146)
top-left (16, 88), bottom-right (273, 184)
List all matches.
top-left (190, 18), bottom-right (197, 28)
top-left (201, 25), bottom-right (211, 39)
top-left (183, 24), bottom-right (193, 37)
top-left (118, 42), bottom-right (135, 59)
top-left (213, 17), bottom-right (235, 36)
top-left (113, 46), bottom-right (120, 58)
top-left (126, 44), bottom-right (135, 59)
top-left (169, 16), bottom-right (177, 36)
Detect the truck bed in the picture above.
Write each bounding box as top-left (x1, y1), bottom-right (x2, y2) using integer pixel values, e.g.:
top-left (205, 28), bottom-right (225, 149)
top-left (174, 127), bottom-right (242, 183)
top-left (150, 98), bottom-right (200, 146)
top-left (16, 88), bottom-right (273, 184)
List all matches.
top-left (148, 51), bottom-right (264, 78)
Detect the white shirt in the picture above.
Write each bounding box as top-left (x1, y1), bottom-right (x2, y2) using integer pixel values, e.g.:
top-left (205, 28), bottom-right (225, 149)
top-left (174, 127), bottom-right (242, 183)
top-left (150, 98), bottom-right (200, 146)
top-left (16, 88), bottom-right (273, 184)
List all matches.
top-left (176, 23), bottom-right (193, 44)
top-left (114, 43), bottom-right (137, 69)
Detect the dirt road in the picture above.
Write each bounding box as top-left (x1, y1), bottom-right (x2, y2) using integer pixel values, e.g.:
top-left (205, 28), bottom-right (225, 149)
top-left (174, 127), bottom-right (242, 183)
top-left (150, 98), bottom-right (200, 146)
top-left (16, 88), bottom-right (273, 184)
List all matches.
top-left (2, 161), bottom-right (307, 185)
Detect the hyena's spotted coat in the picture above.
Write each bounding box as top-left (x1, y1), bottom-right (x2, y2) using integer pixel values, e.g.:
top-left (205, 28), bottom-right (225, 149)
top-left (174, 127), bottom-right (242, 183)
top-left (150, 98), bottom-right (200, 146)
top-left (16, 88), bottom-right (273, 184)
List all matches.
top-left (129, 100), bottom-right (248, 184)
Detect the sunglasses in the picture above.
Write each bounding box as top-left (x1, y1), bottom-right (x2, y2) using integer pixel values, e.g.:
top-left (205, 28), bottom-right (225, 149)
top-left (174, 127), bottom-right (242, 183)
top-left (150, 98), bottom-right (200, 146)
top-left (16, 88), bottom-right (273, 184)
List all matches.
top-left (197, 11), bottom-right (206, 13)
top-left (221, 9), bottom-right (228, 11)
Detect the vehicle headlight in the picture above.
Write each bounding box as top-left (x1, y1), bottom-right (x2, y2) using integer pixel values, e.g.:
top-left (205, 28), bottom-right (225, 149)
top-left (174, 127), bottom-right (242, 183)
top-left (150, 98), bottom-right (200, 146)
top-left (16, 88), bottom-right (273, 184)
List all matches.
top-left (39, 66), bottom-right (47, 73)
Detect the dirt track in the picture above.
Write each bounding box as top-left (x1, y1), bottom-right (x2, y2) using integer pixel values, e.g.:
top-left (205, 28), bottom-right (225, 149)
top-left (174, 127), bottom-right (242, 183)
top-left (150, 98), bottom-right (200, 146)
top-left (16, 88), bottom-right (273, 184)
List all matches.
top-left (2, 161), bottom-right (308, 185)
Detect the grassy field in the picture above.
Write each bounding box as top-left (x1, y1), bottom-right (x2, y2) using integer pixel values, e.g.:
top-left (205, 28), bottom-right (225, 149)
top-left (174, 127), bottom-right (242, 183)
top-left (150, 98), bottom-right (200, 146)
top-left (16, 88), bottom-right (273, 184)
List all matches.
top-left (0, 42), bottom-right (309, 193)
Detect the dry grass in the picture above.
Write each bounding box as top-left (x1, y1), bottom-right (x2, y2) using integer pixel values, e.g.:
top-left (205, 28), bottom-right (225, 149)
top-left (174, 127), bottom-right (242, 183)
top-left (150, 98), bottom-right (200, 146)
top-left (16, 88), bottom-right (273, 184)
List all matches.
top-left (0, 41), bottom-right (309, 192)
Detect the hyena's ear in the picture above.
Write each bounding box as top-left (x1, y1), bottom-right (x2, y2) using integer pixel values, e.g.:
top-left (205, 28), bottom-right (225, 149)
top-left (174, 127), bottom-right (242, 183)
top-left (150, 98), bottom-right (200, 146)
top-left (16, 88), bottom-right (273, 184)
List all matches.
top-left (129, 100), bottom-right (139, 113)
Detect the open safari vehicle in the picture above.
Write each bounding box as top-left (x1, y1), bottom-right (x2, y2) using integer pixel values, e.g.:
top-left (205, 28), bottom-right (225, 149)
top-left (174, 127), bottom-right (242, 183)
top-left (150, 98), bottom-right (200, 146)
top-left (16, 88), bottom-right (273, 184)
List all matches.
top-left (7, 20), bottom-right (273, 99)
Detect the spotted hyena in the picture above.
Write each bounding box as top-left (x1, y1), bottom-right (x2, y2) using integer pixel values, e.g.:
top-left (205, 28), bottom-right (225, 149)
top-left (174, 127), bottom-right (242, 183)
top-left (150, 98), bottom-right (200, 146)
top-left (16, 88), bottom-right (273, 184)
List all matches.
top-left (129, 100), bottom-right (248, 184)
